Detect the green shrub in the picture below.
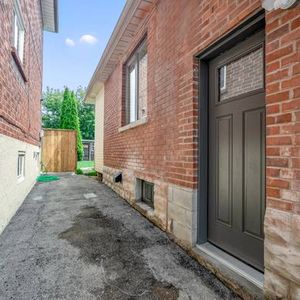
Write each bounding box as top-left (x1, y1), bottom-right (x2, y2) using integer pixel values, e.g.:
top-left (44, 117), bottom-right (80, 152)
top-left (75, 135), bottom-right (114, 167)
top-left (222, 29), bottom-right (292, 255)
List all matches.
top-left (85, 170), bottom-right (97, 177)
top-left (76, 168), bottom-right (84, 175)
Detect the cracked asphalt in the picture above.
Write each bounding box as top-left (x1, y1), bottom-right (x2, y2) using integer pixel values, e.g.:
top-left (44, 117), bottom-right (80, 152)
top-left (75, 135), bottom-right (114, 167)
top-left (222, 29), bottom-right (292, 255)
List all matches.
top-left (0, 174), bottom-right (239, 300)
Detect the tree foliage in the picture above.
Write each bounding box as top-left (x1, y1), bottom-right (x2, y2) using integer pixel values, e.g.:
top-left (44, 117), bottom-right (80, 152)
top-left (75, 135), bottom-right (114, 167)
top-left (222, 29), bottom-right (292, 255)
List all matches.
top-left (60, 88), bottom-right (84, 161)
top-left (75, 87), bottom-right (95, 140)
top-left (42, 87), bottom-right (95, 140)
top-left (42, 87), bottom-right (63, 129)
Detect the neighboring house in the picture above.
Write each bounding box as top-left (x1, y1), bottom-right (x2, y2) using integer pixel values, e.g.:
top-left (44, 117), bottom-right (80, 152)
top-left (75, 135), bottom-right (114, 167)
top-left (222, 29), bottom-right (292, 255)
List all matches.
top-left (86, 0), bottom-right (300, 298)
top-left (0, 0), bottom-right (58, 234)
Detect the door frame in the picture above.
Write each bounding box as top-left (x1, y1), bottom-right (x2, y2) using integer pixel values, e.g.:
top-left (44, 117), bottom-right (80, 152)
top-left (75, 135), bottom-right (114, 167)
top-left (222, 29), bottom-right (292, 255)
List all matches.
top-left (196, 10), bottom-right (265, 245)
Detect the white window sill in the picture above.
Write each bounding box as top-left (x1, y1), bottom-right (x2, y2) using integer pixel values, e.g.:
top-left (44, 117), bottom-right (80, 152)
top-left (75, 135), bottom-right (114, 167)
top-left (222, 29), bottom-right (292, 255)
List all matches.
top-left (118, 116), bottom-right (148, 133)
top-left (11, 47), bottom-right (27, 82)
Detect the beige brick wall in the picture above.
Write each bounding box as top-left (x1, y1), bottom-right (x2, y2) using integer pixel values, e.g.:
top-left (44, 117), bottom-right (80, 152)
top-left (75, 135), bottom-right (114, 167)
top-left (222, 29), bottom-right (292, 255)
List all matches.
top-left (0, 134), bottom-right (40, 234)
top-left (94, 87), bottom-right (104, 173)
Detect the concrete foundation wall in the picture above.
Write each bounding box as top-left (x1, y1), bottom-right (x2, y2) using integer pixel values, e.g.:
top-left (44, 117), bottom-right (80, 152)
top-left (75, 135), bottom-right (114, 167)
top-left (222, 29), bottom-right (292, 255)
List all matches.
top-left (168, 184), bottom-right (197, 246)
top-left (0, 134), bottom-right (40, 234)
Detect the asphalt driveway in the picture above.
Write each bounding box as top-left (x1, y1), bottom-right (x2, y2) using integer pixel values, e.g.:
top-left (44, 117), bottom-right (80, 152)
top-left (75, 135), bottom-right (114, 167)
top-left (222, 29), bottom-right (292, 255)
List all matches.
top-left (0, 174), bottom-right (239, 300)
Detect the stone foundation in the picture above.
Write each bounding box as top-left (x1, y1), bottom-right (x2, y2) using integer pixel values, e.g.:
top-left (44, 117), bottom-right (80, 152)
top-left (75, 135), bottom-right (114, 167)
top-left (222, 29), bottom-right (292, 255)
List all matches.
top-left (103, 166), bottom-right (300, 298)
top-left (103, 166), bottom-right (197, 246)
top-left (264, 208), bottom-right (300, 299)
top-left (102, 165), bottom-right (262, 299)
top-left (167, 184), bottom-right (197, 246)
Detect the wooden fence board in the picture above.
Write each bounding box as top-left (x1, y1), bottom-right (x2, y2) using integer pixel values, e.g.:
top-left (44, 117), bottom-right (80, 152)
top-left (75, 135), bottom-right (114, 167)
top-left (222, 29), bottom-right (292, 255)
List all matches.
top-left (41, 129), bottom-right (77, 172)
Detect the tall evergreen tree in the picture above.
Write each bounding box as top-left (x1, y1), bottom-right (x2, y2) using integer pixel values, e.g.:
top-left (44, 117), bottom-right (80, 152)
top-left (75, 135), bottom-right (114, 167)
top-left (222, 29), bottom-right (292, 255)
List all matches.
top-left (42, 86), bottom-right (95, 140)
top-left (60, 88), bottom-right (84, 161)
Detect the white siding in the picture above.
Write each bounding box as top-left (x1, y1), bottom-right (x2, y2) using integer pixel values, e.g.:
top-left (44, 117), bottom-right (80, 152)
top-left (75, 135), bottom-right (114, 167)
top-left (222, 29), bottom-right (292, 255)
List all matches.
top-left (94, 87), bottom-right (104, 173)
top-left (0, 135), bottom-right (40, 234)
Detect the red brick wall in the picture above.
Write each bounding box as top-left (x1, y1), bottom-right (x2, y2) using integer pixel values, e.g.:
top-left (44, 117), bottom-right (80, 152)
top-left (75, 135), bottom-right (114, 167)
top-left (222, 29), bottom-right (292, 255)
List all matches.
top-left (265, 4), bottom-right (300, 216)
top-left (104, 0), bottom-right (262, 189)
top-left (0, 0), bottom-right (43, 146)
top-left (264, 5), bottom-right (300, 297)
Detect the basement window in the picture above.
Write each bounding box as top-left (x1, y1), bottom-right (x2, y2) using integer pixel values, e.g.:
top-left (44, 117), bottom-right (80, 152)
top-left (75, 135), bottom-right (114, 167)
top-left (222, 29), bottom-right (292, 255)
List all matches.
top-left (125, 39), bottom-right (147, 124)
top-left (136, 179), bottom-right (154, 209)
top-left (17, 151), bottom-right (25, 180)
top-left (142, 180), bottom-right (154, 209)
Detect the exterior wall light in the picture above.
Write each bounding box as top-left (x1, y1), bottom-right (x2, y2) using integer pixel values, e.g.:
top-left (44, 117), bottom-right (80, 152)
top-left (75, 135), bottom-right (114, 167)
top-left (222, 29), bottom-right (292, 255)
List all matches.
top-left (262, 0), bottom-right (298, 11)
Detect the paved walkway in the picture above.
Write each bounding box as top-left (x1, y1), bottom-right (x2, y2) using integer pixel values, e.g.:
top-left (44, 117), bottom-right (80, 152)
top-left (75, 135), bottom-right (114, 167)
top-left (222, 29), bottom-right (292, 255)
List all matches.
top-left (0, 175), bottom-right (239, 300)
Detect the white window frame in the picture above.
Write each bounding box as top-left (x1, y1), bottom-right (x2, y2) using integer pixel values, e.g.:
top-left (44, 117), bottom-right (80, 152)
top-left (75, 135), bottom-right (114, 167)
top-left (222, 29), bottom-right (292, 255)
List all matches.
top-left (126, 39), bottom-right (147, 124)
top-left (17, 151), bottom-right (25, 181)
top-left (13, 0), bottom-right (25, 63)
top-left (128, 62), bottom-right (137, 123)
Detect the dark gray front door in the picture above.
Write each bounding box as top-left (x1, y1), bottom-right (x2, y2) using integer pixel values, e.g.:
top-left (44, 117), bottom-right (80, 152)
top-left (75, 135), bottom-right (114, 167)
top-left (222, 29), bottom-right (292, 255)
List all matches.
top-left (208, 31), bottom-right (265, 271)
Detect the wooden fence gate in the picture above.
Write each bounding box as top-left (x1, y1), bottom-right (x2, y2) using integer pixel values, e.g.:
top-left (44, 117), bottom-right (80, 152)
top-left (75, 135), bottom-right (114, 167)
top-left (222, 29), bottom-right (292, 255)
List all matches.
top-left (41, 129), bottom-right (77, 172)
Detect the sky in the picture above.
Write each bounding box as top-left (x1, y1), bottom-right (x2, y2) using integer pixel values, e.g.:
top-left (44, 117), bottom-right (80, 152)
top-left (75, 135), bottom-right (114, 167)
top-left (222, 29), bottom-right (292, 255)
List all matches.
top-left (43, 0), bottom-right (126, 91)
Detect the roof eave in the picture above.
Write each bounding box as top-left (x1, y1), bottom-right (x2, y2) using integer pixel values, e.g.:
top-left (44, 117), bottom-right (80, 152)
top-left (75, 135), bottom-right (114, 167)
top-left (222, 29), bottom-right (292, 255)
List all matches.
top-left (41, 0), bottom-right (59, 33)
top-left (85, 0), bottom-right (154, 102)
